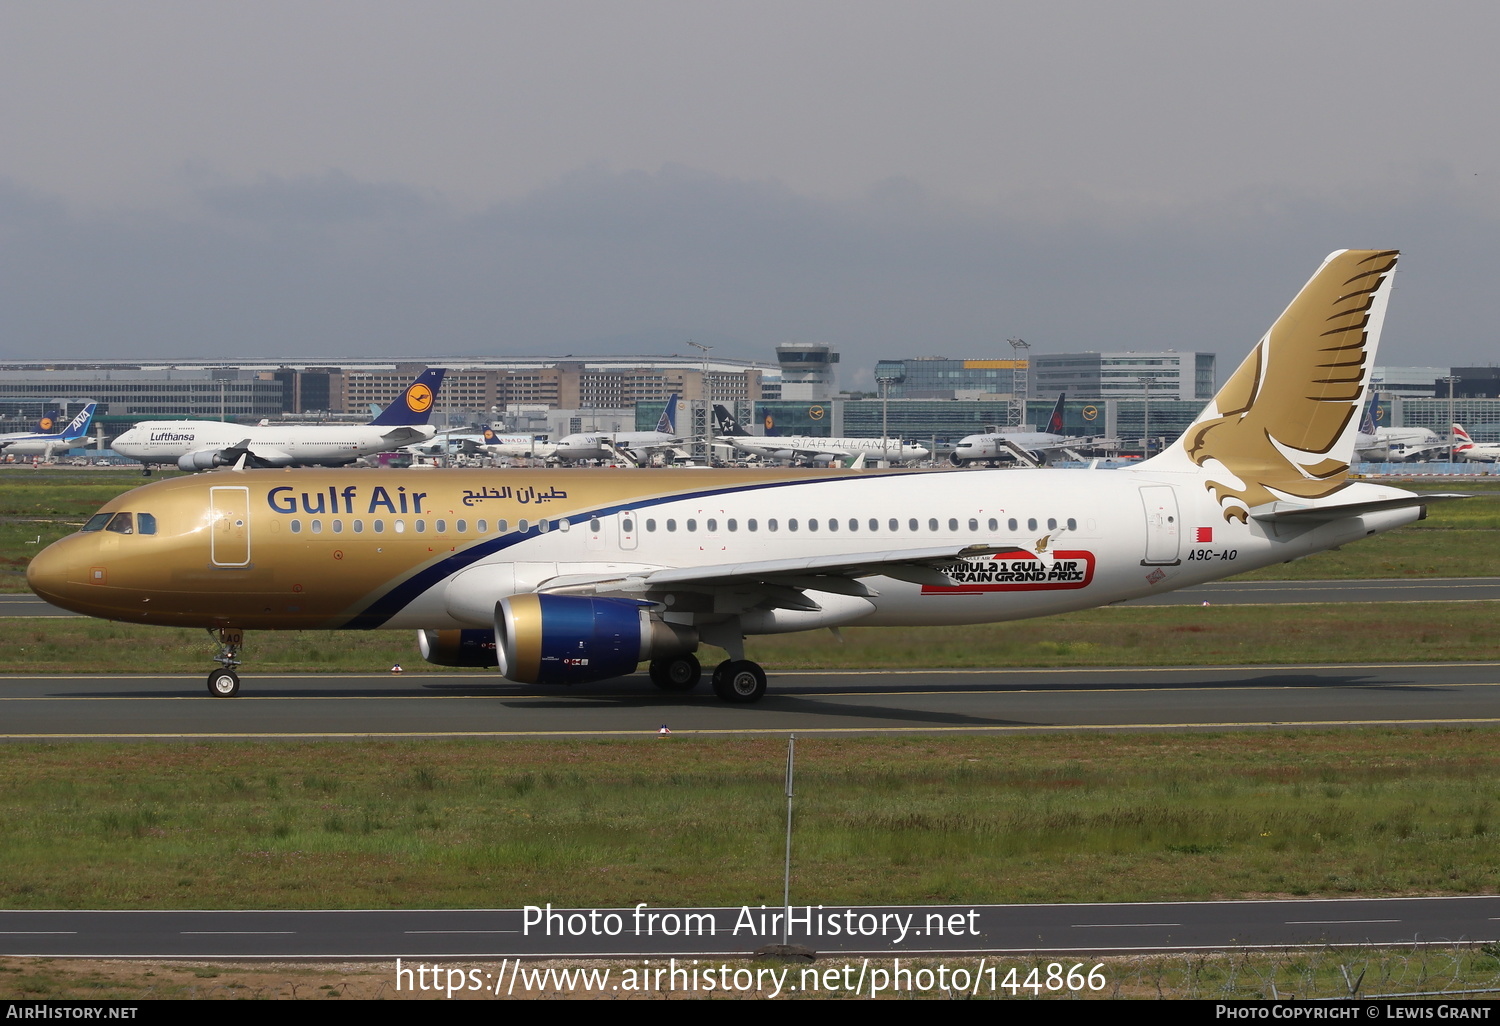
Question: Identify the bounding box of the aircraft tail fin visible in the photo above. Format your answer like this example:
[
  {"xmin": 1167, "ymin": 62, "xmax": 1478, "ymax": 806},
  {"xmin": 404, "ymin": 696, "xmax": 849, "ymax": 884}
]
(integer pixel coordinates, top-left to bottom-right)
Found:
[
  {"xmin": 1045, "ymin": 393, "xmax": 1066, "ymax": 435},
  {"xmin": 1142, "ymin": 249, "xmax": 1399, "ymax": 523},
  {"xmin": 1453, "ymin": 423, "xmax": 1474, "ymax": 453},
  {"xmin": 1359, "ymin": 390, "xmax": 1380, "ymax": 436},
  {"xmin": 711, "ymin": 404, "xmax": 752, "ymax": 437},
  {"xmin": 58, "ymin": 403, "xmax": 97, "ymax": 439},
  {"xmin": 654, "ymin": 394, "xmax": 680, "ymax": 435},
  {"xmin": 369, "ymin": 369, "xmax": 445, "ymax": 427}
]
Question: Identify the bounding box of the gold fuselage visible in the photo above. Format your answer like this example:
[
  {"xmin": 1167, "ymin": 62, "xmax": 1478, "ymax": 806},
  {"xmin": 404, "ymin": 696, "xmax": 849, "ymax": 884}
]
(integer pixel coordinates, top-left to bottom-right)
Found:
[{"xmin": 25, "ymin": 466, "xmax": 878, "ymax": 630}]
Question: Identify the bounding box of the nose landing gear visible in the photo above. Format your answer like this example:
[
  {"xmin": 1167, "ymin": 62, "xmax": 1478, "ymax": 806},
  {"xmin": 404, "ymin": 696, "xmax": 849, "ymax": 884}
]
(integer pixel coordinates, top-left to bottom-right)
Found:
[{"xmin": 207, "ymin": 627, "xmax": 243, "ymax": 697}]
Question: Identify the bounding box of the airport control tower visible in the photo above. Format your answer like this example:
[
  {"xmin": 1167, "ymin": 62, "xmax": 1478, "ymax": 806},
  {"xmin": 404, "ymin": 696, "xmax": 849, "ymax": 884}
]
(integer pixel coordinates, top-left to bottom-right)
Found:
[{"xmin": 775, "ymin": 343, "xmax": 839, "ymax": 401}]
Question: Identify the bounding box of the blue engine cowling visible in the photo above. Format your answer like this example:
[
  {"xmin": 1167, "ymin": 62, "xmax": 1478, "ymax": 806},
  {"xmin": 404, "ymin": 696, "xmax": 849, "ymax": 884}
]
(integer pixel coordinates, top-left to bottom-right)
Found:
[
  {"xmin": 494, "ymin": 594, "xmax": 695, "ymax": 685},
  {"xmin": 417, "ymin": 629, "xmax": 499, "ymax": 668}
]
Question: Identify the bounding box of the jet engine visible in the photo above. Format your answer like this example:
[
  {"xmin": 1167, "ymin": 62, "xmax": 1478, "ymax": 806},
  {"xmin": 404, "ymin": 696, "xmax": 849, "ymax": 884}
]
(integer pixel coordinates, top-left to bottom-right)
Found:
[
  {"xmin": 494, "ymin": 594, "xmax": 697, "ymax": 684},
  {"xmin": 177, "ymin": 449, "xmax": 233, "ymax": 472},
  {"xmin": 417, "ymin": 629, "xmax": 499, "ymax": 667}
]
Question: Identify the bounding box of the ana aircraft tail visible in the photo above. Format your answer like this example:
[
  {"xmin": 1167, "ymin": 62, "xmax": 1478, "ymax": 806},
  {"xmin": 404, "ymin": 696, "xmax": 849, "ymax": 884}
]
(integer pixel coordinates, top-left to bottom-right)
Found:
[
  {"xmin": 368, "ymin": 369, "xmax": 446, "ymax": 427},
  {"xmin": 1144, "ymin": 249, "xmax": 1399, "ymax": 523}
]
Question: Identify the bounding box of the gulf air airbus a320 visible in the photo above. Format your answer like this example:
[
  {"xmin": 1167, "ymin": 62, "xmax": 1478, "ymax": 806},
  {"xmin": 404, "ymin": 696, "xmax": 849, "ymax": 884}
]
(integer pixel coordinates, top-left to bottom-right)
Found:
[{"xmin": 28, "ymin": 250, "xmax": 1452, "ymax": 703}]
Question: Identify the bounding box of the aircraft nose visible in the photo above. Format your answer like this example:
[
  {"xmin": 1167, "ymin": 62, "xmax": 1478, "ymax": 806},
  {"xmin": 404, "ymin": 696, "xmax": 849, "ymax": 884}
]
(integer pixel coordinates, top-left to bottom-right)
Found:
[{"xmin": 25, "ymin": 539, "xmax": 71, "ymax": 604}]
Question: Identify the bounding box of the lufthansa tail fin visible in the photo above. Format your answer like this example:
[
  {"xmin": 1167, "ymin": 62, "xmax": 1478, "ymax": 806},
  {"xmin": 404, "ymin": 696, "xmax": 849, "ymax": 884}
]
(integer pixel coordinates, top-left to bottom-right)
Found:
[
  {"xmin": 369, "ymin": 369, "xmax": 445, "ymax": 427},
  {"xmin": 1142, "ymin": 249, "xmax": 1399, "ymax": 523}
]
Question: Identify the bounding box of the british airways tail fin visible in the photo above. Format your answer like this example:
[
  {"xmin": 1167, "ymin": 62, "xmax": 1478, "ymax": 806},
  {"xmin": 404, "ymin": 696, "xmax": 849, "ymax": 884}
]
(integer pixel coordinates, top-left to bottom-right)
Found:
[
  {"xmin": 369, "ymin": 369, "xmax": 445, "ymax": 427},
  {"xmin": 1141, "ymin": 249, "xmax": 1399, "ymax": 523}
]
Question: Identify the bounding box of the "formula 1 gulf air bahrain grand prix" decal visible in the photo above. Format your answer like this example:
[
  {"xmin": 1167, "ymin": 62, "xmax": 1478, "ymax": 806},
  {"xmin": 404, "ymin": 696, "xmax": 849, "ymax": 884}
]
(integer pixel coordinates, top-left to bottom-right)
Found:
[{"xmin": 921, "ymin": 548, "xmax": 1096, "ymax": 595}]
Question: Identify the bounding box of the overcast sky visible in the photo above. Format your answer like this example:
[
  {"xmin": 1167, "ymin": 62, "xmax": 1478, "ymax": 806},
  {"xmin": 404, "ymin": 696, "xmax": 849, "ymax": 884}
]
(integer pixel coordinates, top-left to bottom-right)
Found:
[{"xmin": 1, "ymin": 1, "xmax": 1496, "ymax": 386}]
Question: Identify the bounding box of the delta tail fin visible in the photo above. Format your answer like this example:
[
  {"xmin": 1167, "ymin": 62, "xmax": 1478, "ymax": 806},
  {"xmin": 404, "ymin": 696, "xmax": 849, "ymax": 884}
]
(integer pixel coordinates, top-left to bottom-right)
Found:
[
  {"xmin": 1143, "ymin": 249, "xmax": 1399, "ymax": 523},
  {"xmin": 368, "ymin": 368, "xmax": 446, "ymax": 427}
]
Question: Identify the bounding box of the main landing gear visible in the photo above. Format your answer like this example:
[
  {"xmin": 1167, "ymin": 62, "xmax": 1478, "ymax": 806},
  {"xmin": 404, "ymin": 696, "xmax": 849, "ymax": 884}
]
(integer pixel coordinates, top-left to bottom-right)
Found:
[
  {"xmin": 711, "ymin": 660, "xmax": 767, "ymax": 703},
  {"xmin": 206, "ymin": 627, "xmax": 243, "ymax": 697},
  {"xmin": 646, "ymin": 652, "xmax": 770, "ymax": 702},
  {"xmin": 649, "ymin": 653, "xmax": 702, "ymax": 692}
]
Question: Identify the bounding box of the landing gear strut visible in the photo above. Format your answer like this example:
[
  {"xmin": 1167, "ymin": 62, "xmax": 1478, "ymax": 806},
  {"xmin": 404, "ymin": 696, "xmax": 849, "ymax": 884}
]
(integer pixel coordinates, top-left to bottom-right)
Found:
[{"xmin": 207, "ymin": 627, "xmax": 243, "ymax": 697}]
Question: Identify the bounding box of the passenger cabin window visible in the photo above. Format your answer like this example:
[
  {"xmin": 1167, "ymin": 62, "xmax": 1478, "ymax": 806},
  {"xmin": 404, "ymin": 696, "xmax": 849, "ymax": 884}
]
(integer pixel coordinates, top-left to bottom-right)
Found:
[
  {"xmin": 1067, "ymin": 518, "xmax": 1077, "ymax": 531},
  {"xmin": 1008, "ymin": 518, "xmax": 1018, "ymax": 531},
  {"xmin": 312, "ymin": 521, "xmax": 324, "ymax": 535},
  {"xmin": 590, "ymin": 518, "xmax": 602, "ymax": 532}
]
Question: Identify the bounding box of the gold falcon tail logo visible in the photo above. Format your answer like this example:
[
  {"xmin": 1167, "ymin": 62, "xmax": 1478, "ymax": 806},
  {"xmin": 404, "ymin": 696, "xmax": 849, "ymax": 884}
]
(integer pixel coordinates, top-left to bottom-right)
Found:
[{"xmin": 1179, "ymin": 249, "xmax": 1399, "ymax": 523}]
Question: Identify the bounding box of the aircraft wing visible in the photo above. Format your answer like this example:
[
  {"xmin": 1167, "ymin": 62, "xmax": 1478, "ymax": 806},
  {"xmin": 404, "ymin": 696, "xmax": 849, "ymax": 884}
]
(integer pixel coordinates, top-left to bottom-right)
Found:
[
  {"xmin": 766, "ymin": 443, "xmax": 853, "ymax": 460},
  {"xmin": 539, "ymin": 543, "xmax": 1005, "ymax": 603},
  {"xmin": 381, "ymin": 426, "xmax": 437, "ymax": 447}
]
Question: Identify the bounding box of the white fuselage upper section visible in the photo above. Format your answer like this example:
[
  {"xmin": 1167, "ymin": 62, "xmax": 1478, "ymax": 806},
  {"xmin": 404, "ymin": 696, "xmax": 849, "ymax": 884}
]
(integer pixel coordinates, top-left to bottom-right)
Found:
[
  {"xmin": 721, "ymin": 435, "xmax": 930, "ymax": 462},
  {"xmin": 378, "ymin": 469, "xmax": 1420, "ymax": 631},
  {"xmin": 113, "ymin": 420, "xmax": 434, "ymax": 466}
]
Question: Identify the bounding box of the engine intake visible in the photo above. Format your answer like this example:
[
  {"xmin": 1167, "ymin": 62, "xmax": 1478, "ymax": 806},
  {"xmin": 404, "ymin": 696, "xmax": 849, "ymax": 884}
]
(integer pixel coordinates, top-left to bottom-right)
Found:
[{"xmin": 494, "ymin": 594, "xmax": 696, "ymax": 684}]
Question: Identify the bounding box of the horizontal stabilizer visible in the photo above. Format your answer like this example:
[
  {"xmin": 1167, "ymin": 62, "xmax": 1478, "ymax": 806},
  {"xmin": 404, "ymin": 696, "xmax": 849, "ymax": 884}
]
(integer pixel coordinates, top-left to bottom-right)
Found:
[{"xmin": 1249, "ymin": 493, "xmax": 1469, "ymax": 523}]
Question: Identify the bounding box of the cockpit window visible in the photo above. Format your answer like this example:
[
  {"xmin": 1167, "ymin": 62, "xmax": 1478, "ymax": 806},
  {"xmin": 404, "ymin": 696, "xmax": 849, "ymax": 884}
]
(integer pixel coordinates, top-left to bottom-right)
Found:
[
  {"xmin": 105, "ymin": 513, "xmax": 134, "ymax": 534},
  {"xmin": 81, "ymin": 513, "xmax": 113, "ymax": 533},
  {"xmin": 137, "ymin": 513, "xmax": 157, "ymax": 535}
]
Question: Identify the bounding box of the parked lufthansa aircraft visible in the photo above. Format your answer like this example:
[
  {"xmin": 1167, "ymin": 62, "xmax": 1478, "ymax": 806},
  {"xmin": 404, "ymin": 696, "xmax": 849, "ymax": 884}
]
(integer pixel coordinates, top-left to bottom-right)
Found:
[
  {"xmin": 29, "ymin": 251, "xmax": 1451, "ymax": 704},
  {"xmin": 112, "ymin": 369, "xmax": 446, "ymax": 473}
]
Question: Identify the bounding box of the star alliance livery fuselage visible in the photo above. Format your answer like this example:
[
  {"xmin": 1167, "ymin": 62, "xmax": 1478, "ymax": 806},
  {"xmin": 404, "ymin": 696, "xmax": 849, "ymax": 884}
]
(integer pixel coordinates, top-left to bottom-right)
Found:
[{"xmin": 29, "ymin": 251, "xmax": 1450, "ymax": 703}]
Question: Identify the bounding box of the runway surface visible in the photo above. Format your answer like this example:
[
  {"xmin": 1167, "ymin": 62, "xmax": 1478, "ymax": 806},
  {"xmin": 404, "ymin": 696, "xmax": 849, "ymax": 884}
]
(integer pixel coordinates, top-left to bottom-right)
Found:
[
  {"xmin": 3, "ymin": 896, "xmax": 1498, "ymax": 958},
  {"xmin": 3, "ymin": 662, "xmax": 1499, "ymax": 739},
  {"xmin": 4, "ymin": 577, "xmax": 1499, "ymax": 620}
]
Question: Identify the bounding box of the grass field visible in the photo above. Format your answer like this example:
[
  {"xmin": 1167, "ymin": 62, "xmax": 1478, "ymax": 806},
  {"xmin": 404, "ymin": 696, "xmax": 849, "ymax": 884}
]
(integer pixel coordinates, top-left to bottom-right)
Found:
[
  {"xmin": 3, "ymin": 730, "xmax": 1500, "ymax": 911},
  {"xmin": 1, "ymin": 600, "xmax": 1496, "ymax": 674}
]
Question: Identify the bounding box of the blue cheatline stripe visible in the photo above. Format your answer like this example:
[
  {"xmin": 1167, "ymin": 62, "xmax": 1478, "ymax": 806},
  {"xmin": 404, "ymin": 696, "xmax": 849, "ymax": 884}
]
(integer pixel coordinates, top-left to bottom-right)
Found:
[{"xmin": 338, "ymin": 469, "xmax": 932, "ymax": 628}]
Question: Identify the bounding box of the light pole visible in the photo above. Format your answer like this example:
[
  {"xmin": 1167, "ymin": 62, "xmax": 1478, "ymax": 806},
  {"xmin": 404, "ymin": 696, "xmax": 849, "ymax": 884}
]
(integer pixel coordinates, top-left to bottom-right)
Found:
[
  {"xmin": 1138, "ymin": 375, "xmax": 1158, "ymax": 458},
  {"xmin": 874, "ymin": 367, "xmax": 900, "ymax": 466},
  {"xmin": 1443, "ymin": 375, "xmax": 1460, "ymax": 462}
]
